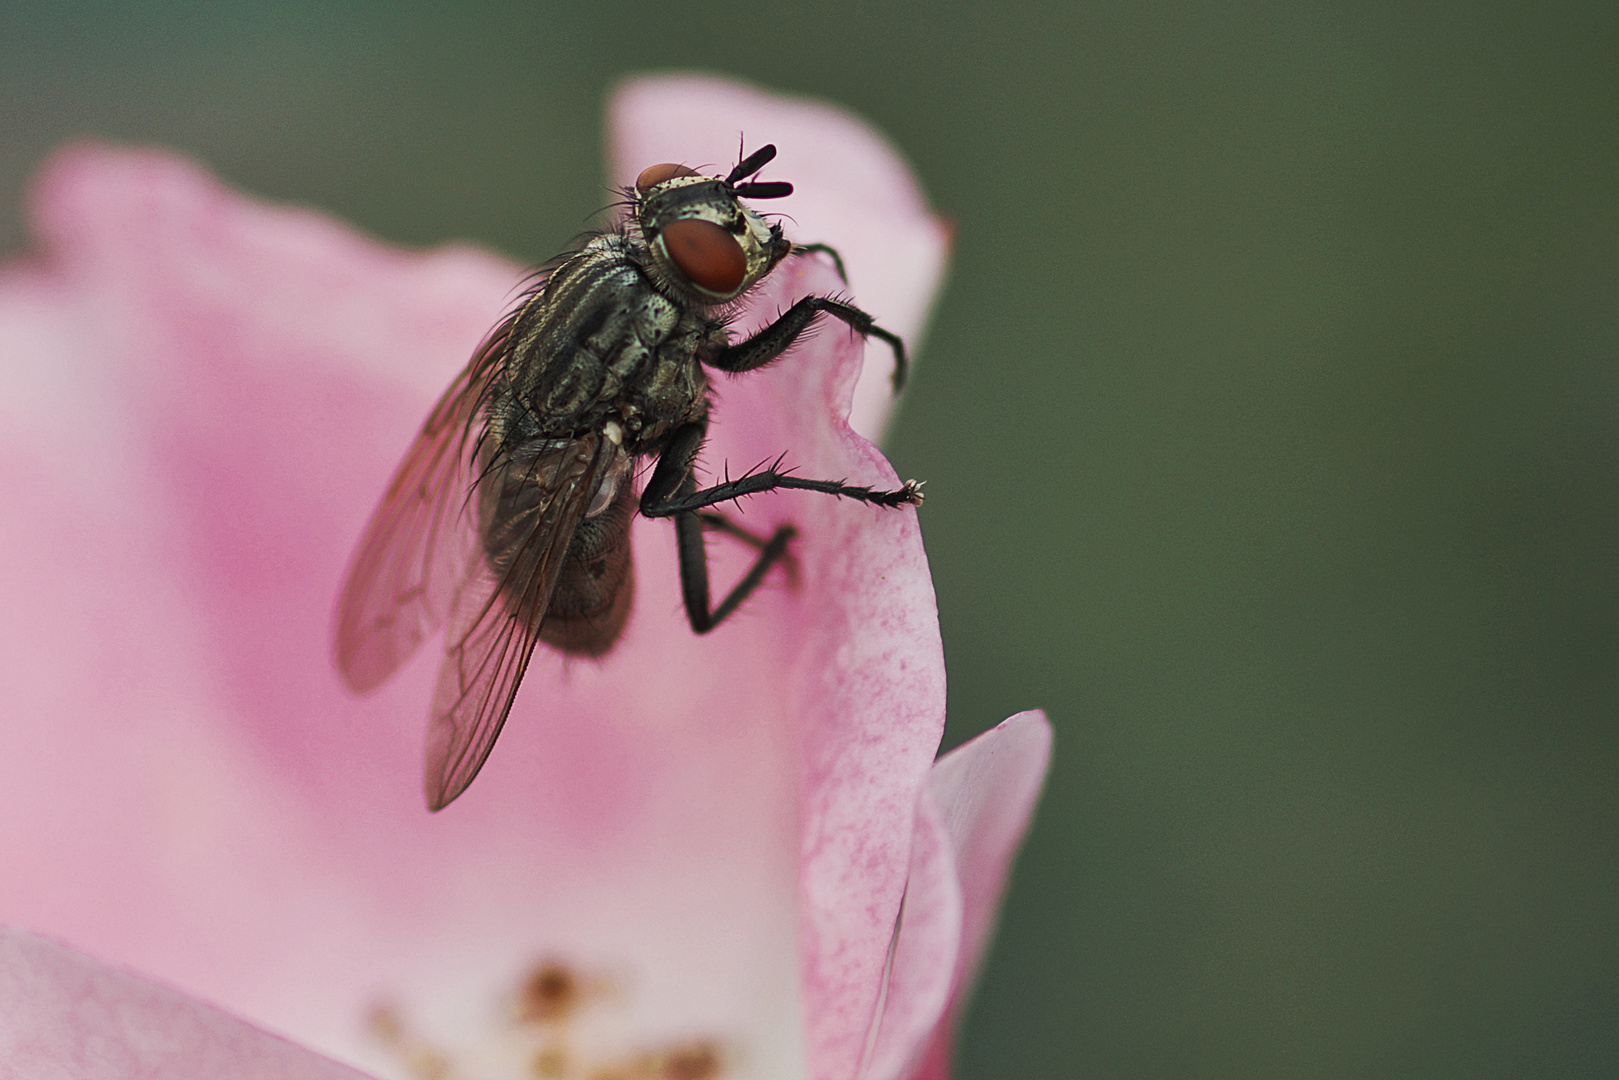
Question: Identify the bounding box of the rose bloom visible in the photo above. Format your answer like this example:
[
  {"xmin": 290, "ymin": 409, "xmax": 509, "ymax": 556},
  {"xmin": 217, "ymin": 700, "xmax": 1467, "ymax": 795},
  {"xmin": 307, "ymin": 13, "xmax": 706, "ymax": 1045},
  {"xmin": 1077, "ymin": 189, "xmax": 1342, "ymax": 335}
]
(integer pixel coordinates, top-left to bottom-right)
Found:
[{"xmin": 0, "ymin": 75, "xmax": 1049, "ymax": 1080}]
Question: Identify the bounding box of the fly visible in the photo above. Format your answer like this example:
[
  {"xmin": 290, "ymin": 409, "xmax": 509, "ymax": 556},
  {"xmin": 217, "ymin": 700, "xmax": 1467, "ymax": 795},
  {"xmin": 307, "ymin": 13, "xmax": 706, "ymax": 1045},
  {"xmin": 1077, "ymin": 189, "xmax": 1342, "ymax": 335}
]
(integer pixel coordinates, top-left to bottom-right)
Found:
[{"xmin": 334, "ymin": 144, "xmax": 921, "ymax": 810}]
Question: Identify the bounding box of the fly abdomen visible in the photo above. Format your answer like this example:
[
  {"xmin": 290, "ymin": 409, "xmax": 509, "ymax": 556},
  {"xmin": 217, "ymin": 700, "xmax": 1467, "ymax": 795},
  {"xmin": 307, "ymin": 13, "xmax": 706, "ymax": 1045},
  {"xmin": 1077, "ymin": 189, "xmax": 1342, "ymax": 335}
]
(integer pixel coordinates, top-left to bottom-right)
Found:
[
  {"xmin": 477, "ymin": 439, "xmax": 580, "ymax": 578},
  {"xmin": 538, "ymin": 461, "xmax": 637, "ymax": 656}
]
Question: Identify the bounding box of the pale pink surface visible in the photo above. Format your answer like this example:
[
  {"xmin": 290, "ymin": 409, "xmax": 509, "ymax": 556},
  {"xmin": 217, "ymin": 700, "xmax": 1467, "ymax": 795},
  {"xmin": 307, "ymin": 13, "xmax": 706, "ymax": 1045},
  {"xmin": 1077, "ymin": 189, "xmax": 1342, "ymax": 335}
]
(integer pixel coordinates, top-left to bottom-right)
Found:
[
  {"xmin": 0, "ymin": 929, "xmax": 373, "ymax": 1080},
  {"xmin": 0, "ymin": 76, "xmax": 1022, "ymax": 1080}
]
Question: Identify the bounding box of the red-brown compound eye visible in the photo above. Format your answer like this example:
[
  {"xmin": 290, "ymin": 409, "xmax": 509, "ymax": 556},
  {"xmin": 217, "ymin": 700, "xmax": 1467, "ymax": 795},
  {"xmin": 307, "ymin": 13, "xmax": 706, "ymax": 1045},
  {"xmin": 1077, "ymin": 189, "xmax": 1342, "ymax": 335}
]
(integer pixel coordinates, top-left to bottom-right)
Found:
[
  {"xmin": 635, "ymin": 162, "xmax": 698, "ymax": 190},
  {"xmin": 660, "ymin": 219, "xmax": 747, "ymax": 295}
]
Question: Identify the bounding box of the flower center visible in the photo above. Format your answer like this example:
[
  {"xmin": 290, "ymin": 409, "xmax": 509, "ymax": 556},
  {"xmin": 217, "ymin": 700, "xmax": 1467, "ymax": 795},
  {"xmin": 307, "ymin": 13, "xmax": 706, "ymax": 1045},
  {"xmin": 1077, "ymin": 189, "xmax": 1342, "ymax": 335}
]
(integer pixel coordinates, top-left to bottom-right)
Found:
[{"xmin": 368, "ymin": 960, "xmax": 725, "ymax": 1080}]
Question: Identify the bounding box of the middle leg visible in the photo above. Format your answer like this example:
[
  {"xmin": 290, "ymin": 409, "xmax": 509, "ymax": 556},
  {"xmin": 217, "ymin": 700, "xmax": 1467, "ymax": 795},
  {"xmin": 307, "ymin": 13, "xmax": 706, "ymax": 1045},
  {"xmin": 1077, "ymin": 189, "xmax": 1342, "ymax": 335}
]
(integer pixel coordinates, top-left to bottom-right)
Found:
[{"xmin": 640, "ymin": 419, "xmax": 924, "ymax": 520}]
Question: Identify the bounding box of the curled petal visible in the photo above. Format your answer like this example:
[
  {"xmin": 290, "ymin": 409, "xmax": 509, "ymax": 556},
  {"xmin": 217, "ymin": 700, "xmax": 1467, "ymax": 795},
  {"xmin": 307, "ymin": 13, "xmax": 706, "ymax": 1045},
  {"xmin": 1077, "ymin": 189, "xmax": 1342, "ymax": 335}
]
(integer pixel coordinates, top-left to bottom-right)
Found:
[
  {"xmin": 870, "ymin": 712, "xmax": 1053, "ymax": 1080},
  {"xmin": 859, "ymin": 792, "xmax": 960, "ymax": 1080},
  {"xmin": 0, "ymin": 928, "xmax": 373, "ymax": 1080}
]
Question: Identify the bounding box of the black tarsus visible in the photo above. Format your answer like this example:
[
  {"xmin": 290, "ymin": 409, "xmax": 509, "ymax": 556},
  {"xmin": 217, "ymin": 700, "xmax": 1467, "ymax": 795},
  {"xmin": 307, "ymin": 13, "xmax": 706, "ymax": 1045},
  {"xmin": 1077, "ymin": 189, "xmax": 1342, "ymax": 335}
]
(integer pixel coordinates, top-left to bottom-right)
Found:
[
  {"xmin": 792, "ymin": 243, "xmax": 849, "ymax": 284},
  {"xmin": 704, "ymin": 295, "xmax": 909, "ymax": 391},
  {"xmin": 647, "ymin": 467, "xmax": 924, "ymax": 517}
]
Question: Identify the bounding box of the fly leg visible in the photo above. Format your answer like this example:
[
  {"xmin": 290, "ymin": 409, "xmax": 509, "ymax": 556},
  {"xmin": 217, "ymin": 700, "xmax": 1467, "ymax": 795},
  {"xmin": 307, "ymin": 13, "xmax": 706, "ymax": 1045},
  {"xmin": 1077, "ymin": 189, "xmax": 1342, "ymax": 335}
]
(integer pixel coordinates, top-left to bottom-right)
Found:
[
  {"xmin": 650, "ymin": 468, "xmax": 924, "ymax": 514},
  {"xmin": 674, "ymin": 484, "xmax": 798, "ymax": 633},
  {"xmin": 703, "ymin": 295, "xmax": 909, "ymax": 391},
  {"xmin": 643, "ymin": 420, "xmax": 795, "ymax": 634},
  {"xmin": 790, "ymin": 243, "xmax": 848, "ymax": 283},
  {"xmin": 642, "ymin": 419, "xmax": 919, "ymax": 634},
  {"xmin": 696, "ymin": 511, "xmax": 801, "ymax": 588},
  {"xmin": 641, "ymin": 419, "xmax": 922, "ymax": 519}
]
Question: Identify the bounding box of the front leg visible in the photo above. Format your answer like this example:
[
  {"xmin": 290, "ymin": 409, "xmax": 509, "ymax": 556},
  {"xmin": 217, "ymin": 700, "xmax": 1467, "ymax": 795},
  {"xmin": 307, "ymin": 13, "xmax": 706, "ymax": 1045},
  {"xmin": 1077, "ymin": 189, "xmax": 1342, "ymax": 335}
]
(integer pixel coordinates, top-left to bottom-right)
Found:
[
  {"xmin": 790, "ymin": 243, "xmax": 848, "ymax": 283},
  {"xmin": 702, "ymin": 296, "xmax": 909, "ymax": 391}
]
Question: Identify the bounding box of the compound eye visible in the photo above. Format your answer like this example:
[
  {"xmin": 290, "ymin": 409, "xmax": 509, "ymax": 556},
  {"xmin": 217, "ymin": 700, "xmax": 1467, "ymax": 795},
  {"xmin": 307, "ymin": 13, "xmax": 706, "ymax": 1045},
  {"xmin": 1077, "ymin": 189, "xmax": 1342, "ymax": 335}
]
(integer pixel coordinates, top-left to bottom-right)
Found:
[
  {"xmin": 635, "ymin": 163, "xmax": 698, "ymax": 190},
  {"xmin": 661, "ymin": 219, "xmax": 747, "ymax": 295}
]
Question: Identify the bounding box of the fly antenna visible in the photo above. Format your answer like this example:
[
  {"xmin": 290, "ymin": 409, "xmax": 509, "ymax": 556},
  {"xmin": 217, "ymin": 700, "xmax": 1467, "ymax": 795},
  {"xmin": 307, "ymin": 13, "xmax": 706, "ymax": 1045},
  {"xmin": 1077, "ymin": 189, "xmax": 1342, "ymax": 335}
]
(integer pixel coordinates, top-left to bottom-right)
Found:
[
  {"xmin": 727, "ymin": 143, "xmax": 793, "ymax": 199},
  {"xmin": 726, "ymin": 143, "xmax": 776, "ymax": 184}
]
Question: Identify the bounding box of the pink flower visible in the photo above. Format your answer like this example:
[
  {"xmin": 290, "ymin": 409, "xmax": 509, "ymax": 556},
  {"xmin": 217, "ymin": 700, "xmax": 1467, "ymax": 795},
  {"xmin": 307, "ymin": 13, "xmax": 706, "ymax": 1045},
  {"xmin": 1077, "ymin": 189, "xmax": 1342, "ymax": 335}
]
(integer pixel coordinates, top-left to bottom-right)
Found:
[{"xmin": 0, "ymin": 74, "xmax": 1048, "ymax": 1080}]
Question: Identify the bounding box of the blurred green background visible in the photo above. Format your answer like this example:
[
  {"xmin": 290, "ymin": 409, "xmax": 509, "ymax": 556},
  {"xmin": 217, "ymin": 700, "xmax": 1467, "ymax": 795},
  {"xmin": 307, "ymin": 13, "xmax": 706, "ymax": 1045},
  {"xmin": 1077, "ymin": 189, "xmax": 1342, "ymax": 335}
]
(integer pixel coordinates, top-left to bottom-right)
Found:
[{"xmin": 4, "ymin": 1, "xmax": 1616, "ymax": 1076}]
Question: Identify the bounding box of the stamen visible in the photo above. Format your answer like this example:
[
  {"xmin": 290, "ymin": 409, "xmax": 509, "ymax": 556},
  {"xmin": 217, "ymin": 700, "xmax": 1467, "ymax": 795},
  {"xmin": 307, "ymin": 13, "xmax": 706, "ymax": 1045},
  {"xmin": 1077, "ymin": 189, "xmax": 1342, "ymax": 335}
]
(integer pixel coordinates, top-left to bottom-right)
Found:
[
  {"xmin": 659, "ymin": 1042, "xmax": 723, "ymax": 1080},
  {"xmin": 518, "ymin": 962, "xmax": 581, "ymax": 1025},
  {"xmin": 367, "ymin": 961, "xmax": 729, "ymax": 1080}
]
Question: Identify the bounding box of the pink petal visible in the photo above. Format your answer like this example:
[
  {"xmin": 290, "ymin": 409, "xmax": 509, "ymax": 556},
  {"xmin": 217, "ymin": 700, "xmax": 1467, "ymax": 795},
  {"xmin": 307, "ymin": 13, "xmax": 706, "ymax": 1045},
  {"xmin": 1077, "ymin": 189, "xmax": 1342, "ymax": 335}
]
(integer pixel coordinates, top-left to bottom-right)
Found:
[
  {"xmin": 0, "ymin": 928, "xmax": 372, "ymax": 1080},
  {"xmin": 610, "ymin": 73, "xmax": 951, "ymax": 440},
  {"xmin": 0, "ymin": 73, "xmax": 952, "ymax": 1080},
  {"xmin": 0, "ymin": 142, "xmax": 807, "ymax": 1077},
  {"xmin": 611, "ymin": 79, "xmax": 951, "ymax": 1080},
  {"xmin": 869, "ymin": 712, "xmax": 1053, "ymax": 1080},
  {"xmin": 857, "ymin": 790, "xmax": 961, "ymax": 1080}
]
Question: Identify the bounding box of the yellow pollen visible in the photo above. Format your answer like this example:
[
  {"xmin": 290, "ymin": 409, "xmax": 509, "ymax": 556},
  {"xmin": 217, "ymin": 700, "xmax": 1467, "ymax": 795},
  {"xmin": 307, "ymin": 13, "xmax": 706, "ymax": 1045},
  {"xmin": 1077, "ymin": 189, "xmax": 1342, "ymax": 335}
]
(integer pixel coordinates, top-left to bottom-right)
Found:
[
  {"xmin": 367, "ymin": 961, "xmax": 728, "ymax": 1080},
  {"xmin": 519, "ymin": 962, "xmax": 581, "ymax": 1025}
]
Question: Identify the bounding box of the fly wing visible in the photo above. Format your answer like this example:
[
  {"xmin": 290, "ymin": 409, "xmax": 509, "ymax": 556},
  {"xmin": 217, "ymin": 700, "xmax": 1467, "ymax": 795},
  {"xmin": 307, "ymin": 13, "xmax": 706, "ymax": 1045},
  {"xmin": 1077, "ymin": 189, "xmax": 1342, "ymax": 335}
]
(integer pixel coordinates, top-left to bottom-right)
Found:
[
  {"xmin": 423, "ymin": 431, "xmax": 620, "ymax": 810},
  {"xmin": 334, "ymin": 316, "xmax": 515, "ymax": 693}
]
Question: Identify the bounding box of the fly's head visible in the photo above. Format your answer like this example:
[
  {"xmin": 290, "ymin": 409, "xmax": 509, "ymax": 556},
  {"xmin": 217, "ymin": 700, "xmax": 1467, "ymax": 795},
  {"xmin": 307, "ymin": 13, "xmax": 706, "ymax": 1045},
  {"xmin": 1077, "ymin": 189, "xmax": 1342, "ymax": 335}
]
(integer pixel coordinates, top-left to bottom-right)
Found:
[{"xmin": 632, "ymin": 144, "xmax": 794, "ymax": 307}]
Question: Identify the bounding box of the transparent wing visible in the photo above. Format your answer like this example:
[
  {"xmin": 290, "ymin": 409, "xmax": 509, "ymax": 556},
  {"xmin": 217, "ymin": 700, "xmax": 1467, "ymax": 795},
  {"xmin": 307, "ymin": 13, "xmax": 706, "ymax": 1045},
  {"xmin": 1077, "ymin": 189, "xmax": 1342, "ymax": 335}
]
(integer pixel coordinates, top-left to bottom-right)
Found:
[
  {"xmin": 424, "ymin": 431, "xmax": 620, "ymax": 810},
  {"xmin": 334, "ymin": 316, "xmax": 516, "ymax": 693}
]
